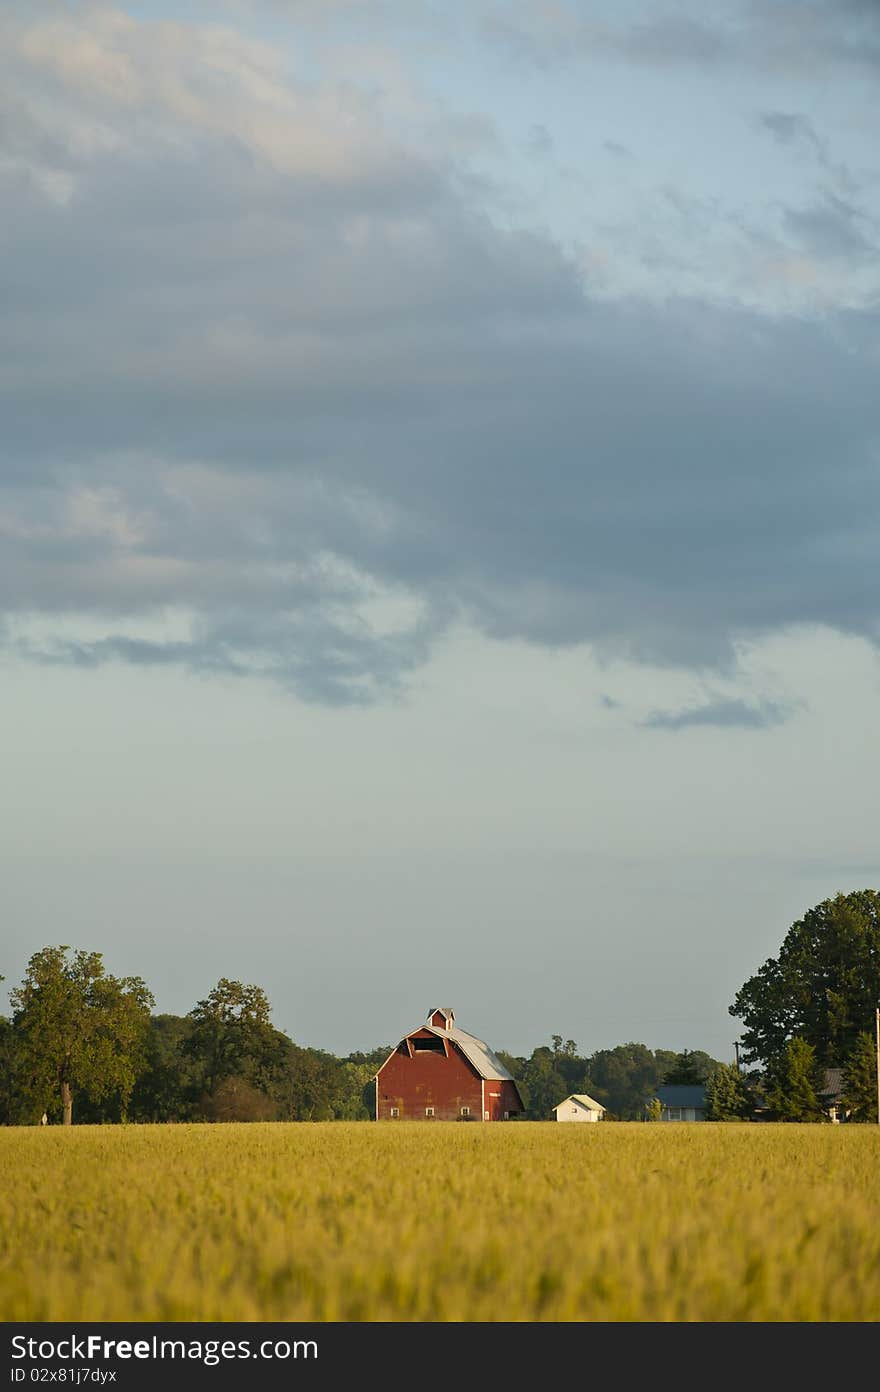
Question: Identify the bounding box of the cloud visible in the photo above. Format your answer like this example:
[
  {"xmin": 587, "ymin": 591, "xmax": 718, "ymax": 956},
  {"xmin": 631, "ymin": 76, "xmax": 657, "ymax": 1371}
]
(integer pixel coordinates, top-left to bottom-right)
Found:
[
  {"xmin": 2, "ymin": 5, "xmax": 880, "ymax": 703},
  {"xmin": 484, "ymin": 0, "xmax": 880, "ymax": 75},
  {"xmin": 758, "ymin": 111, "xmax": 823, "ymax": 152},
  {"xmin": 643, "ymin": 699, "xmax": 793, "ymax": 731},
  {"xmin": 783, "ymin": 194, "xmax": 877, "ymax": 260}
]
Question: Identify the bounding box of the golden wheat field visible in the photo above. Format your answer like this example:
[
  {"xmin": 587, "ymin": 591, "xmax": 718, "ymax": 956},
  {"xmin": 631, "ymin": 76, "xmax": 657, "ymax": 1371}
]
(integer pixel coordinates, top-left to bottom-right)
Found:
[{"xmin": 2, "ymin": 1121, "xmax": 879, "ymax": 1322}]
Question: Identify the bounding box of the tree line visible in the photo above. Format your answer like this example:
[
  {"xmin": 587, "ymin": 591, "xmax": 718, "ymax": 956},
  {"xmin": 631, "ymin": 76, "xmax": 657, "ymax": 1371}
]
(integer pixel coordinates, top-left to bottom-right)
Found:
[
  {"xmin": 0, "ymin": 946, "xmax": 724, "ymax": 1125},
  {"xmin": 0, "ymin": 950, "xmax": 385, "ymax": 1126},
  {"xmin": 3, "ymin": 889, "xmax": 878, "ymax": 1124}
]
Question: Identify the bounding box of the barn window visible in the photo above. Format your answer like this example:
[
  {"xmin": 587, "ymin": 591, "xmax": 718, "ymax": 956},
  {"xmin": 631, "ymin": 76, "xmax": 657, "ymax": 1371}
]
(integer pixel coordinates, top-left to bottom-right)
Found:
[
  {"xmin": 484, "ymin": 1110, "xmax": 490, "ymax": 1120},
  {"xmin": 460, "ymin": 1106, "xmax": 470, "ymax": 1117},
  {"xmin": 412, "ymin": 1036, "xmax": 446, "ymax": 1053},
  {"xmin": 390, "ymin": 1107, "xmax": 399, "ymax": 1118},
  {"xmin": 425, "ymin": 1107, "xmax": 434, "ymax": 1116}
]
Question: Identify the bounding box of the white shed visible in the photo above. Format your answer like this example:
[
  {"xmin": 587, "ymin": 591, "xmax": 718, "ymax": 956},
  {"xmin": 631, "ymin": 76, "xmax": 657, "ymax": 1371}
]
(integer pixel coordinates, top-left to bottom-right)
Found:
[{"xmin": 552, "ymin": 1093, "xmax": 605, "ymax": 1122}]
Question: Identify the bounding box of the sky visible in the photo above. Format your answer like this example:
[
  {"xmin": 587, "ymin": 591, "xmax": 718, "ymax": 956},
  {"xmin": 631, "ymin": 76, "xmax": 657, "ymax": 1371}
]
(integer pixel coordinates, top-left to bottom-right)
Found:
[{"xmin": 2, "ymin": 0, "xmax": 879, "ymax": 1062}]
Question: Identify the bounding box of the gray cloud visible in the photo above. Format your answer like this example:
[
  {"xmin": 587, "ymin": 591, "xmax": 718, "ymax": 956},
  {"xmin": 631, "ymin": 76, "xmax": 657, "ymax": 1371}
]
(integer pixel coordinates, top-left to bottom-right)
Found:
[
  {"xmin": 621, "ymin": 15, "xmax": 730, "ymax": 65},
  {"xmin": 2, "ymin": 6, "xmax": 880, "ymax": 703},
  {"xmin": 485, "ymin": 1, "xmax": 880, "ymax": 74},
  {"xmin": 643, "ymin": 699, "xmax": 793, "ymax": 731},
  {"xmin": 757, "ymin": 111, "xmax": 863, "ymax": 205},
  {"xmin": 783, "ymin": 194, "xmax": 877, "ymax": 260},
  {"xmin": 758, "ymin": 111, "xmax": 823, "ymax": 152}
]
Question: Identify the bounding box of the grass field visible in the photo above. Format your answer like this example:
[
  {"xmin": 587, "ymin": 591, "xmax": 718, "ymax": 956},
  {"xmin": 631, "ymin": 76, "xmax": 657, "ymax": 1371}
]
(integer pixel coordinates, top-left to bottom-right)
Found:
[{"xmin": 2, "ymin": 1121, "xmax": 879, "ymax": 1321}]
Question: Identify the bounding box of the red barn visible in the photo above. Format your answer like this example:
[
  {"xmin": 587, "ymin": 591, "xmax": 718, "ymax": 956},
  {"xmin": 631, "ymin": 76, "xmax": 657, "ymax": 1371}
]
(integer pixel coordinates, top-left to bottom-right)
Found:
[{"xmin": 374, "ymin": 1007, "xmax": 524, "ymax": 1121}]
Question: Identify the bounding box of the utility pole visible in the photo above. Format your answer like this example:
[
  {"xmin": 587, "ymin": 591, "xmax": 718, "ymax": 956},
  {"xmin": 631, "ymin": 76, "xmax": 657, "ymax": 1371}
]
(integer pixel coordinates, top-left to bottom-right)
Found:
[{"xmin": 733, "ymin": 1041, "xmax": 741, "ymax": 1071}]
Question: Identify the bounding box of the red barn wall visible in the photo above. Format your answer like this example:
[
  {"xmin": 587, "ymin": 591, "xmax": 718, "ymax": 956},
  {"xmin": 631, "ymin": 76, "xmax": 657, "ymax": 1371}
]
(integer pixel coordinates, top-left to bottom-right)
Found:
[
  {"xmin": 482, "ymin": 1078, "xmax": 522, "ymax": 1120},
  {"xmin": 377, "ymin": 1033, "xmax": 482, "ymax": 1121},
  {"xmin": 500, "ymin": 1079, "xmax": 522, "ymax": 1118}
]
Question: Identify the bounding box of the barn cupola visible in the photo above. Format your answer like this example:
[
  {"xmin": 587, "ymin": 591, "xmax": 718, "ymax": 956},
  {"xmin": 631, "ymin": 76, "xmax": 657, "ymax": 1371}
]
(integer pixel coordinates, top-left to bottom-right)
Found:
[{"xmin": 428, "ymin": 1007, "xmax": 455, "ymax": 1030}]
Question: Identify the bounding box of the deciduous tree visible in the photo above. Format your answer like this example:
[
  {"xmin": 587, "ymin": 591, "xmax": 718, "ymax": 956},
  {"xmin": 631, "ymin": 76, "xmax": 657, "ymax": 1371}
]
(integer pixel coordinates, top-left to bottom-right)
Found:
[
  {"xmin": 184, "ymin": 978, "xmax": 279, "ymax": 1096},
  {"xmin": 730, "ymin": 890, "xmax": 880, "ymax": 1067},
  {"xmin": 10, "ymin": 947, "xmax": 153, "ymax": 1125},
  {"xmin": 521, "ymin": 1048, "xmax": 567, "ymax": 1119}
]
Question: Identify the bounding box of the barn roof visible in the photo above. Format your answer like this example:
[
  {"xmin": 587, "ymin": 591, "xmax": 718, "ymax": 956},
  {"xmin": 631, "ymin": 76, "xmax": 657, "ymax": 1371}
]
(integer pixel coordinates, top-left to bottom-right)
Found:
[
  {"xmin": 423, "ymin": 1023, "xmax": 515, "ymax": 1082},
  {"xmin": 373, "ymin": 1011, "xmax": 521, "ymax": 1099},
  {"xmin": 554, "ymin": 1093, "xmax": 605, "ymax": 1112}
]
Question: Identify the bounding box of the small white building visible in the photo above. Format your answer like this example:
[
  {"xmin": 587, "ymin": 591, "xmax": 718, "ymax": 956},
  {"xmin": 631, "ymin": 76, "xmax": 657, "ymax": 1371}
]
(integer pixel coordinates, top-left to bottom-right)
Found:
[{"xmin": 552, "ymin": 1093, "xmax": 605, "ymax": 1122}]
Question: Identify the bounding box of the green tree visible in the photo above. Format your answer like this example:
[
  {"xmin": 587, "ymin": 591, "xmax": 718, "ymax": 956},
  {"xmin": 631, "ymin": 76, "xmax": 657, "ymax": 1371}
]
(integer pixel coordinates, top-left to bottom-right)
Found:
[
  {"xmin": 341, "ymin": 1047, "xmax": 393, "ymax": 1121},
  {"xmin": 764, "ymin": 1036, "xmax": 826, "ymax": 1122},
  {"xmin": 662, "ymin": 1049, "xmax": 713, "ymax": 1086},
  {"xmin": 521, "ymin": 1048, "xmax": 567, "ymax": 1119},
  {"xmin": 269, "ymin": 1040, "xmax": 340, "ymax": 1121},
  {"xmin": 705, "ymin": 1063, "xmax": 752, "ymax": 1121},
  {"xmin": 327, "ymin": 1060, "xmax": 376, "ymax": 1120},
  {"xmin": 645, "ymin": 1097, "xmax": 662, "ymax": 1122},
  {"xmin": 184, "ymin": 979, "xmax": 279, "ymax": 1098},
  {"xmin": 730, "ymin": 890, "xmax": 880, "ymax": 1067},
  {"xmin": 841, "ymin": 1031, "xmax": 879, "ymax": 1123},
  {"xmin": 579, "ymin": 1043, "xmax": 659, "ymax": 1118},
  {"xmin": 582, "ymin": 1043, "xmax": 720, "ymax": 1120},
  {"xmin": 0, "ymin": 1013, "xmax": 24, "ymax": 1125},
  {"xmin": 10, "ymin": 946, "xmax": 153, "ymax": 1125},
  {"xmin": 129, "ymin": 1015, "xmax": 200, "ymax": 1122}
]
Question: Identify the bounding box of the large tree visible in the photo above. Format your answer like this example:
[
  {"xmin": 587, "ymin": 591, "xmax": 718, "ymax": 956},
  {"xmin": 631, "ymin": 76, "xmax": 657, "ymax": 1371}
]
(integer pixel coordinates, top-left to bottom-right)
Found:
[
  {"xmin": 184, "ymin": 978, "xmax": 282, "ymax": 1102},
  {"xmin": 730, "ymin": 890, "xmax": 880, "ymax": 1068},
  {"xmin": 10, "ymin": 947, "xmax": 153, "ymax": 1125}
]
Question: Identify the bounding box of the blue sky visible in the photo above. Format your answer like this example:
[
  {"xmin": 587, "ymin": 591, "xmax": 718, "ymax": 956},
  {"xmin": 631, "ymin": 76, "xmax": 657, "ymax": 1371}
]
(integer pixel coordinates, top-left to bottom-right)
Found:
[{"xmin": 2, "ymin": 0, "xmax": 879, "ymax": 1059}]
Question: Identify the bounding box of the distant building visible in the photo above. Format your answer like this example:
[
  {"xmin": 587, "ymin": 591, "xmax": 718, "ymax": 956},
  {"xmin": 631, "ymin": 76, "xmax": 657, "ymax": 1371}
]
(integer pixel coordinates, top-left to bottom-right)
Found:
[
  {"xmin": 822, "ymin": 1069, "xmax": 848, "ymax": 1124},
  {"xmin": 552, "ymin": 1093, "xmax": 605, "ymax": 1123},
  {"xmin": 652, "ymin": 1084, "xmax": 707, "ymax": 1122},
  {"xmin": 374, "ymin": 1008, "xmax": 524, "ymax": 1121}
]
